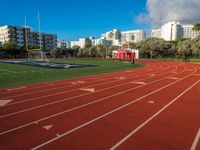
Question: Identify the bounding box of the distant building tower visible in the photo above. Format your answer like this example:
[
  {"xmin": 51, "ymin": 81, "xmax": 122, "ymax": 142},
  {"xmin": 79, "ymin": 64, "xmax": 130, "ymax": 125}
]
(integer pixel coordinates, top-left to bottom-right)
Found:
[
  {"xmin": 161, "ymin": 21, "xmax": 183, "ymax": 41},
  {"xmin": 182, "ymin": 25, "xmax": 199, "ymax": 39}
]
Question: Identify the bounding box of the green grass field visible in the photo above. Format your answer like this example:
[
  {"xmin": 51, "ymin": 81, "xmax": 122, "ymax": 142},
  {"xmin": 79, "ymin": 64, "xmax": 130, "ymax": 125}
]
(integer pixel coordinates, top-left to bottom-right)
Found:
[{"xmin": 0, "ymin": 59, "xmax": 144, "ymax": 88}]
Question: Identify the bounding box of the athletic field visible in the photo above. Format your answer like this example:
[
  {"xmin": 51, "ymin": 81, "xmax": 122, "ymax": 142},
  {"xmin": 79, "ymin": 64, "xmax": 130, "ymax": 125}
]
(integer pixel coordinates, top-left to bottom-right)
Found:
[{"xmin": 0, "ymin": 59, "xmax": 143, "ymax": 88}]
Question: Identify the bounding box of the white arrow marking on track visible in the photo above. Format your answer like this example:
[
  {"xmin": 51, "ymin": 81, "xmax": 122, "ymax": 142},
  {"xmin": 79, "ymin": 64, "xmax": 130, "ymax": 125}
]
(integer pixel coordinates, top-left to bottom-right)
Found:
[
  {"xmin": 79, "ymin": 88, "xmax": 95, "ymax": 93},
  {"xmin": 43, "ymin": 125, "xmax": 53, "ymax": 130},
  {"xmin": 0, "ymin": 100, "xmax": 13, "ymax": 107},
  {"xmin": 131, "ymin": 81, "xmax": 146, "ymax": 85}
]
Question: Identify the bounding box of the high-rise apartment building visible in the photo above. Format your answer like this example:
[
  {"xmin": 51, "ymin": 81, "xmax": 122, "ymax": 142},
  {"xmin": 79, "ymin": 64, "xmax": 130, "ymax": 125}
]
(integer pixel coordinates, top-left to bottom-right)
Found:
[
  {"xmin": 121, "ymin": 30, "xmax": 146, "ymax": 43},
  {"xmin": 101, "ymin": 29, "xmax": 146, "ymax": 46},
  {"xmin": 152, "ymin": 21, "xmax": 199, "ymax": 41},
  {"xmin": 182, "ymin": 25, "xmax": 199, "ymax": 39},
  {"xmin": 0, "ymin": 26, "xmax": 25, "ymax": 48},
  {"xmin": 0, "ymin": 25, "xmax": 57, "ymax": 51},
  {"xmin": 151, "ymin": 28, "xmax": 161, "ymax": 39},
  {"xmin": 161, "ymin": 21, "xmax": 183, "ymax": 41}
]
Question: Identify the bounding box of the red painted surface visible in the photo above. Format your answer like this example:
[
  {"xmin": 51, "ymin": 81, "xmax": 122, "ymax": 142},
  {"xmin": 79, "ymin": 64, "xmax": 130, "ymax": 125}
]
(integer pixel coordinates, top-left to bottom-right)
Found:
[{"xmin": 0, "ymin": 60, "xmax": 200, "ymax": 150}]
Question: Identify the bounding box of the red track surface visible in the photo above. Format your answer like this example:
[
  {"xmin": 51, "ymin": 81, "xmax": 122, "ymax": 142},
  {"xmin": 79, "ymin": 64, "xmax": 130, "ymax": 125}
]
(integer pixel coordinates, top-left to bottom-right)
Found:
[{"xmin": 0, "ymin": 60, "xmax": 200, "ymax": 150}]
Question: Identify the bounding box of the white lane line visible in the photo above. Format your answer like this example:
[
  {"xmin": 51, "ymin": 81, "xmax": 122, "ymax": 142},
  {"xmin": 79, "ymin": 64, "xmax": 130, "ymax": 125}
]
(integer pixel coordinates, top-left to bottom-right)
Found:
[
  {"xmin": 6, "ymin": 86, "xmax": 26, "ymax": 91},
  {"xmin": 191, "ymin": 128, "xmax": 200, "ymax": 150},
  {"xmin": 0, "ymin": 67, "xmax": 181, "ymax": 135},
  {"xmin": 0, "ymin": 67, "xmax": 180, "ymax": 119},
  {"xmin": 31, "ymin": 71, "xmax": 196, "ymax": 150},
  {"xmin": 168, "ymin": 77, "xmax": 180, "ymax": 80},
  {"xmin": 5, "ymin": 66, "xmax": 172, "ymax": 106},
  {"xmin": 0, "ymin": 69, "xmax": 17, "ymax": 73},
  {"xmin": 110, "ymin": 79, "xmax": 200, "ymax": 150}
]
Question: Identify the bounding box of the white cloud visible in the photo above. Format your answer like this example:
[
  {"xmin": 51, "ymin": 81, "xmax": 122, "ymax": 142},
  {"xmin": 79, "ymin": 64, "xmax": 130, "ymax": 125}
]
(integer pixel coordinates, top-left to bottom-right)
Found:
[{"xmin": 137, "ymin": 0, "xmax": 200, "ymax": 25}]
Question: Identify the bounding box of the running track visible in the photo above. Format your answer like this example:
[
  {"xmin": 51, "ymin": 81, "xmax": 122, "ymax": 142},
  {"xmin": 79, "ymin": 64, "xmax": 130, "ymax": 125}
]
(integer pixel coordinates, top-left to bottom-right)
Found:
[{"xmin": 0, "ymin": 60, "xmax": 200, "ymax": 150}]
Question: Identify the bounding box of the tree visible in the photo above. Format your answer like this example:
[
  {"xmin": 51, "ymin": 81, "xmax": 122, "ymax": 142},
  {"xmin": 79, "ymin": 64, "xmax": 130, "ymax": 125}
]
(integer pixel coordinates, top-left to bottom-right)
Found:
[
  {"xmin": 137, "ymin": 38, "xmax": 165, "ymax": 58},
  {"xmin": 85, "ymin": 38, "xmax": 92, "ymax": 48},
  {"xmin": 193, "ymin": 23, "xmax": 200, "ymax": 34},
  {"xmin": 72, "ymin": 45, "xmax": 81, "ymax": 51},
  {"xmin": 109, "ymin": 32, "xmax": 114, "ymax": 40},
  {"xmin": 3, "ymin": 41, "xmax": 17, "ymax": 50},
  {"xmin": 131, "ymin": 35, "xmax": 135, "ymax": 42},
  {"xmin": 177, "ymin": 39, "xmax": 192, "ymax": 61}
]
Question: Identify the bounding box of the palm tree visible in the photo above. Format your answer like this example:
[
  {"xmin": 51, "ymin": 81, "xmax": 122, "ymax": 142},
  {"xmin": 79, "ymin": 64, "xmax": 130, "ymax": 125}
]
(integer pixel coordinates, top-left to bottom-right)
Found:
[
  {"xmin": 193, "ymin": 23, "xmax": 200, "ymax": 35},
  {"xmin": 109, "ymin": 32, "xmax": 114, "ymax": 40}
]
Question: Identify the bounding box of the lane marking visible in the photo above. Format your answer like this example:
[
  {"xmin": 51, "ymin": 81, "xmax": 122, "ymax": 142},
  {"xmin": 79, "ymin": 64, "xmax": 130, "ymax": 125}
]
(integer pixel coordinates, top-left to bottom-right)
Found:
[
  {"xmin": 71, "ymin": 81, "xmax": 85, "ymax": 85},
  {"xmin": 0, "ymin": 69, "xmax": 17, "ymax": 73},
  {"xmin": 43, "ymin": 125, "xmax": 53, "ymax": 130},
  {"xmin": 0, "ymin": 100, "xmax": 13, "ymax": 107},
  {"xmin": 6, "ymin": 86, "xmax": 26, "ymax": 91},
  {"xmin": 168, "ymin": 77, "xmax": 180, "ymax": 80},
  {"xmin": 114, "ymin": 77, "xmax": 127, "ymax": 80},
  {"xmin": 110, "ymin": 79, "xmax": 200, "ymax": 150},
  {"xmin": 149, "ymin": 74, "xmax": 155, "ymax": 77},
  {"xmin": 191, "ymin": 128, "xmax": 200, "ymax": 150},
  {"xmin": 31, "ymin": 70, "xmax": 197, "ymax": 150},
  {"xmin": 131, "ymin": 81, "xmax": 146, "ymax": 85},
  {"xmin": 79, "ymin": 88, "xmax": 95, "ymax": 93},
  {"xmin": 147, "ymin": 101, "xmax": 154, "ymax": 104}
]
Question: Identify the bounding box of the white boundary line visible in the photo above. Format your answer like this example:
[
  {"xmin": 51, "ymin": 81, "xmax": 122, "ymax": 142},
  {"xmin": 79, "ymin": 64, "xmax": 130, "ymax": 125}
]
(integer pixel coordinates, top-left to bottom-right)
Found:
[
  {"xmin": 31, "ymin": 67, "xmax": 198, "ymax": 150},
  {"xmin": 0, "ymin": 69, "xmax": 17, "ymax": 73},
  {"xmin": 110, "ymin": 80, "xmax": 200, "ymax": 150},
  {"xmin": 191, "ymin": 128, "xmax": 200, "ymax": 150}
]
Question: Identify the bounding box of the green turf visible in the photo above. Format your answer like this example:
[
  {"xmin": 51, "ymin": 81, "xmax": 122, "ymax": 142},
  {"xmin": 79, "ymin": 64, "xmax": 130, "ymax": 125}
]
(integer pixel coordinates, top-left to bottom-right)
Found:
[{"xmin": 0, "ymin": 59, "xmax": 144, "ymax": 88}]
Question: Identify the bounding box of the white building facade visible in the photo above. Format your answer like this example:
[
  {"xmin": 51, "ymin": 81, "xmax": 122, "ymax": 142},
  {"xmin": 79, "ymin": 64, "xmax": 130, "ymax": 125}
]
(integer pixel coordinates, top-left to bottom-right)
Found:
[
  {"xmin": 161, "ymin": 21, "xmax": 183, "ymax": 41},
  {"xmin": 101, "ymin": 29, "xmax": 146, "ymax": 46},
  {"xmin": 0, "ymin": 26, "xmax": 25, "ymax": 48},
  {"xmin": 121, "ymin": 30, "xmax": 146, "ymax": 43},
  {"xmin": 70, "ymin": 38, "xmax": 86, "ymax": 48},
  {"xmin": 182, "ymin": 25, "xmax": 199, "ymax": 39},
  {"xmin": 152, "ymin": 21, "xmax": 199, "ymax": 41},
  {"xmin": 151, "ymin": 28, "xmax": 161, "ymax": 39}
]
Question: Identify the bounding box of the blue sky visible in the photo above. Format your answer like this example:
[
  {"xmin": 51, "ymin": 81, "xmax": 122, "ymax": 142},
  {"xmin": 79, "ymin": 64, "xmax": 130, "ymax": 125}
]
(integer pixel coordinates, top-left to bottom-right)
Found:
[{"xmin": 0, "ymin": 0, "xmax": 149, "ymax": 41}]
